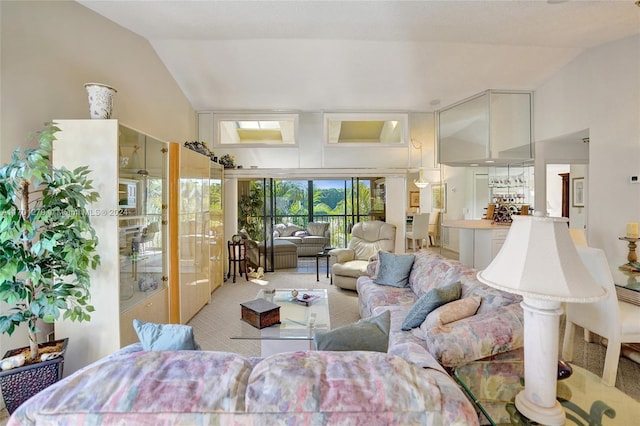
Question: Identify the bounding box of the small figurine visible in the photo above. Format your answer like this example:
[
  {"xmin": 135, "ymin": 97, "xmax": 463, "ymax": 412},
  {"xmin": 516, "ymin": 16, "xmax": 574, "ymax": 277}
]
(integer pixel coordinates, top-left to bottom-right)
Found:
[{"xmin": 248, "ymin": 267, "xmax": 264, "ymax": 279}]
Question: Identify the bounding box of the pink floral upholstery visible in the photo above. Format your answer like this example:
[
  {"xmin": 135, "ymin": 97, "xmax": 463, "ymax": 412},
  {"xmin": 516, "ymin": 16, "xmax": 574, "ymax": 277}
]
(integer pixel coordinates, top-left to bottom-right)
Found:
[
  {"xmin": 357, "ymin": 280, "xmax": 416, "ymax": 317},
  {"xmin": 8, "ymin": 349, "xmax": 254, "ymax": 425},
  {"xmin": 358, "ymin": 249, "xmax": 524, "ymax": 367},
  {"xmin": 9, "ymin": 347, "xmax": 478, "ymax": 425},
  {"xmin": 424, "ymin": 303, "xmax": 524, "ymax": 367},
  {"xmin": 246, "ymin": 350, "xmax": 478, "ymax": 425}
]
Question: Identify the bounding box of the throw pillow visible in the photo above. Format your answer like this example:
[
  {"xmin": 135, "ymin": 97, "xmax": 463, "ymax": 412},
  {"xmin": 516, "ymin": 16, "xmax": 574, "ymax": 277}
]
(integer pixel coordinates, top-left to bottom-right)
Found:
[
  {"xmin": 307, "ymin": 222, "xmax": 329, "ymax": 236},
  {"xmin": 273, "ymin": 223, "xmax": 287, "ymax": 237},
  {"xmin": 293, "ymin": 230, "xmax": 310, "ymax": 237},
  {"xmin": 281, "ymin": 224, "xmax": 302, "ymax": 237},
  {"xmin": 133, "ymin": 319, "xmax": 200, "ymax": 351},
  {"xmin": 374, "ymin": 251, "xmax": 415, "ymax": 287},
  {"xmin": 421, "ymin": 296, "xmax": 481, "ymax": 331},
  {"xmin": 401, "ymin": 281, "xmax": 462, "ymax": 331},
  {"xmin": 366, "ymin": 258, "xmax": 380, "ymax": 278},
  {"xmin": 314, "ymin": 310, "xmax": 391, "ymax": 352}
]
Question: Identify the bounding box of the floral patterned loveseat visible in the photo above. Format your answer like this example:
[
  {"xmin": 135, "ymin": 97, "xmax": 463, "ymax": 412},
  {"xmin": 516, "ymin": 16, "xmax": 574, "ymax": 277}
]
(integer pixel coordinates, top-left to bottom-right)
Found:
[{"xmin": 357, "ymin": 250, "xmax": 525, "ymax": 368}]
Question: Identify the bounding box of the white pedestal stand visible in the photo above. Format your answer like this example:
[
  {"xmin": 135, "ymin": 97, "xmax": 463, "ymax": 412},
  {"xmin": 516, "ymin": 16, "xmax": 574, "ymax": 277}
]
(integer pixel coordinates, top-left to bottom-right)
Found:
[{"xmin": 516, "ymin": 297, "xmax": 566, "ymax": 426}]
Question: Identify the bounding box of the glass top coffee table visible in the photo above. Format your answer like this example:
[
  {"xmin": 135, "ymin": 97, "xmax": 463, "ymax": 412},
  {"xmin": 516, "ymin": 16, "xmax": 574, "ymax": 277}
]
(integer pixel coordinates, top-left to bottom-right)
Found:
[
  {"xmin": 454, "ymin": 357, "xmax": 640, "ymax": 425},
  {"xmin": 232, "ymin": 288, "xmax": 330, "ymax": 356}
]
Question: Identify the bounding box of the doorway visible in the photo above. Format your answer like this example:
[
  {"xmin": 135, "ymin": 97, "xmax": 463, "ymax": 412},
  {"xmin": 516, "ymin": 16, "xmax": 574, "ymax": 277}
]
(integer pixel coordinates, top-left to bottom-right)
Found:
[{"xmin": 546, "ymin": 164, "xmax": 588, "ymax": 231}]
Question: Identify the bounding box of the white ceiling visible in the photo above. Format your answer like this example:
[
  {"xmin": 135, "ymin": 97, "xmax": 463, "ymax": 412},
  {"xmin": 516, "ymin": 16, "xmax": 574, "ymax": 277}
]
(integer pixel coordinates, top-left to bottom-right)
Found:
[{"xmin": 78, "ymin": 0, "xmax": 640, "ymax": 112}]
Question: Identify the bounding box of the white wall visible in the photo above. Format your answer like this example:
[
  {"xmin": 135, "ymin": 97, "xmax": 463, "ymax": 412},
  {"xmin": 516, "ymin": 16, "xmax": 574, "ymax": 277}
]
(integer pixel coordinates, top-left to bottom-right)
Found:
[
  {"xmin": 0, "ymin": 1, "xmax": 196, "ymax": 362},
  {"xmin": 198, "ymin": 111, "xmax": 436, "ymax": 170},
  {"xmin": 569, "ymin": 164, "xmax": 587, "ymax": 232},
  {"xmin": 535, "ymin": 34, "xmax": 640, "ymax": 262},
  {"xmin": 202, "ymin": 111, "xmax": 437, "ymax": 247},
  {"xmin": 1, "ymin": 1, "xmax": 196, "ymax": 163}
]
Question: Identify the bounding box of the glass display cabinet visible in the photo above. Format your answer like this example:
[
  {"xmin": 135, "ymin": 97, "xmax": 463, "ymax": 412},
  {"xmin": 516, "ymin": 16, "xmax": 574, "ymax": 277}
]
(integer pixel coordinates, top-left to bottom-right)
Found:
[
  {"xmin": 52, "ymin": 119, "xmax": 170, "ymax": 374},
  {"xmin": 209, "ymin": 163, "xmax": 224, "ymax": 292},
  {"xmin": 117, "ymin": 126, "xmax": 168, "ymax": 311}
]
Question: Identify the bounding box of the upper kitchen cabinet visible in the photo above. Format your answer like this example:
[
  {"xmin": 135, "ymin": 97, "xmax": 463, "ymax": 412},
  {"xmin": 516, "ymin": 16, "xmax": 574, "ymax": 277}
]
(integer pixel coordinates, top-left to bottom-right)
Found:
[{"xmin": 438, "ymin": 90, "xmax": 533, "ymax": 166}]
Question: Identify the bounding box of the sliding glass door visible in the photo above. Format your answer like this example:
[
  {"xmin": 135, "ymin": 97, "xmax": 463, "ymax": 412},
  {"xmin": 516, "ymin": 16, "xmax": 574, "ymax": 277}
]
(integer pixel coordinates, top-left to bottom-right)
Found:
[{"xmin": 237, "ymin": 177, "xmax": 383, "ymax": 271}]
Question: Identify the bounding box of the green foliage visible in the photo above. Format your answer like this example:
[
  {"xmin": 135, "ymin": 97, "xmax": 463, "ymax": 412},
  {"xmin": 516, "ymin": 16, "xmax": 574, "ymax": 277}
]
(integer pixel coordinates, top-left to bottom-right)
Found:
[
  {"xmin": 314, "ymin": 188, "xmax": 343, "ymax": 211},
  {"xmin": 274, "ymin": 180, "xmax": 307, "ymax": 217},
  {"xmin": 0, "ymin": 123, "xmax": 100, "ymax": 350},
  {"xmin": 238, "ymin": 182, "xmax": 263, "ymax": 240}
]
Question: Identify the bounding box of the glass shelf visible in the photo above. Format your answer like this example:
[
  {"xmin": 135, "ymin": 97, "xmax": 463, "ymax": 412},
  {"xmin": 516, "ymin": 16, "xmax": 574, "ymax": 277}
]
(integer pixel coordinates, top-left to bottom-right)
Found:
[{"xmin": 118, "ymin": 125, "xmax": 168, "ymax": 312}]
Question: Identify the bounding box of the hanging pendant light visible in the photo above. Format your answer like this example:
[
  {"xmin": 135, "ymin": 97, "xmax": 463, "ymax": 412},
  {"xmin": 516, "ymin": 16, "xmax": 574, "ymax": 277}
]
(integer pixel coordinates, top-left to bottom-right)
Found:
[
  {"xmin": 414, "ymin": 167, "xmax": 429, "ymax": 188},
  {"xmin": 411, "ymin": 138, "xmax": 430, "ymax": 188}
]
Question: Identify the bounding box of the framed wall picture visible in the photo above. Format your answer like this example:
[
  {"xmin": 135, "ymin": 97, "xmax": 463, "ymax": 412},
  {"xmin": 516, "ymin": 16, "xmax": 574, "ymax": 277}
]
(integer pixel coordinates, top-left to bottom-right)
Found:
[
  {"xmin": 572, "ymin": 177, "xmax": 585, "ymax": 207},
  {"xmin": 409, "ymin": 191, "xmax": 420, "ymax": 207},
  {"xmin": 432, "ymin": 183, "xmax": 447, "ymax": 212}
]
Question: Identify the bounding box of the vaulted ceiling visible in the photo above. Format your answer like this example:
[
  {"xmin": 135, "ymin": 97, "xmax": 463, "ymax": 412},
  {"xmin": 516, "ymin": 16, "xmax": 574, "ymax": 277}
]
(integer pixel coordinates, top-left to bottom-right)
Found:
[{"xmin": 78, "ymin": 0, "xmax": 640, "ymax": 112}]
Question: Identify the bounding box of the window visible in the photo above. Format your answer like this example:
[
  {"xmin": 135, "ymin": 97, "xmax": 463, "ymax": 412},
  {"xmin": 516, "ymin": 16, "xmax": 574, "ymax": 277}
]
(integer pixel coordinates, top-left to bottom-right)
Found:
[
  {"xmin": 324, "ymin": 113, "xmax": 408, "ymax": 145},
  {"xmin": 214, "ymin": 113, "xmax": 298, "ymax": 146}
]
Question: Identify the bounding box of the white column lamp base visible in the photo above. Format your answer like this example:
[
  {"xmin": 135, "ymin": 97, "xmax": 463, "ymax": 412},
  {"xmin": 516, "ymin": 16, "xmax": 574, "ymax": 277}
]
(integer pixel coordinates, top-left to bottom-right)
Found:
[
  {"xmin": 515, "ymin": 390, "xmax": 565, "ymax": 426},
  {"xmin": 517, "ymin": 297, "xmax": 566, "ymax": 426}
]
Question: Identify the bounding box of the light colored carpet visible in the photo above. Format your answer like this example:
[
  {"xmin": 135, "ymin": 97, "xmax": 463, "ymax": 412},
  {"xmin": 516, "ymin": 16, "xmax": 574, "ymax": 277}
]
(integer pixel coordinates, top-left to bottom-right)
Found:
[{"xmin": 188, "ymin": 258, "xmax": 360, "ymax": 357}]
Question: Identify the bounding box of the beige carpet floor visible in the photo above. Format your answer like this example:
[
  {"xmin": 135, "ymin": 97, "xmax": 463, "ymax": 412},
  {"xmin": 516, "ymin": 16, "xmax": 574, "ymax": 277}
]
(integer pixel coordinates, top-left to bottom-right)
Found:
[{"xmin": 188, "ymin": 257, "xmax": 360, "ymax": 357}]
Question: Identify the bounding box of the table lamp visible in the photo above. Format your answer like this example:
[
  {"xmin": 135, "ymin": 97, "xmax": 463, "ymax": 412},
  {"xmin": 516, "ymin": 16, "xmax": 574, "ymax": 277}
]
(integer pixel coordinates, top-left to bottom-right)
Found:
[{"xmin": 477, "ymin": 213, "xmax": 606, "ymax": 425}]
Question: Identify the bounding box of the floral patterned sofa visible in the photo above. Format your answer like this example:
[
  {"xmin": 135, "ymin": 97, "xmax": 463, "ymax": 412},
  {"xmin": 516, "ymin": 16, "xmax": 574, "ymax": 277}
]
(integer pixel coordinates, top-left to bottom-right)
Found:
[
  {"xmin": 9, "ymin": 344, "xmax": 479, "ymax": 425},
  {"xmin": 357, "ymin": 250, "xmax": 525, "ymax": 368}
]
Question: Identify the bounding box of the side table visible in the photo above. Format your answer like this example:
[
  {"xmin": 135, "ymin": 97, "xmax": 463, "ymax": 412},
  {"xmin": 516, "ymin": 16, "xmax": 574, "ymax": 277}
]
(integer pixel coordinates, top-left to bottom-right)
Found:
[
  {"xmin": 453, "ymin": 357, "xmax": 639, "ymax": 425},
  {"xmin": 316, "ymin": 247, "xmax": 334, "ymax": 283},
  {"xmin": 227, "ymin": 240, "xmax": 248, "ymax": 283}
]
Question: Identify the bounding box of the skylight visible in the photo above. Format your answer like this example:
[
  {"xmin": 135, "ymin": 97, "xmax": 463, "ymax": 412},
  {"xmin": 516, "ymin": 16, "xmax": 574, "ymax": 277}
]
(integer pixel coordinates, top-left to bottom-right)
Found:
[{"xmin": 214, "ymin": 114, "xmax": 298, "ymax": 145}]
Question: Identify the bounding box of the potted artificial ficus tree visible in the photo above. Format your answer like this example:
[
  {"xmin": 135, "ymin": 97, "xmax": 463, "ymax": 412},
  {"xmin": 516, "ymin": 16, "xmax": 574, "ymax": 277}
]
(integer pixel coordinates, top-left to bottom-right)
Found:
[{"xmin": 0, "ymin": 123, "xmax": 100, "ymax": 413}]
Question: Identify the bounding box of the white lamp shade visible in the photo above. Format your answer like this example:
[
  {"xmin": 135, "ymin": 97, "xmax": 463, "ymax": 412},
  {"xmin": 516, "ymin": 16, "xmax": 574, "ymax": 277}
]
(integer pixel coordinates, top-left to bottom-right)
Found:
[{"xmin": 477, "ymin": 214, "xmax": 606, "ymax": 303}]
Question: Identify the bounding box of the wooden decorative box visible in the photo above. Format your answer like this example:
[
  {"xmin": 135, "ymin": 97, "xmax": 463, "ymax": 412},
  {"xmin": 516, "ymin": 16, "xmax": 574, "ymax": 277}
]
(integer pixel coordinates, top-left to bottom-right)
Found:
[{"xmin": 240, "ymin": 298, "xmax": 280, "ymax": 329}]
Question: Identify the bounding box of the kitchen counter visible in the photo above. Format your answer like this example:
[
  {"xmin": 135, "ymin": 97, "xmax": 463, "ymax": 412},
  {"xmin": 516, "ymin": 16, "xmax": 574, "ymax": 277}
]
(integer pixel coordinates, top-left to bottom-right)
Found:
[
  {"xmin": 442, "ymin": 220, "xmax": 511, "ymax": 269},
  {"xmin": 442, "ymin": 219, "xmax": 511, "ymax": 230}
]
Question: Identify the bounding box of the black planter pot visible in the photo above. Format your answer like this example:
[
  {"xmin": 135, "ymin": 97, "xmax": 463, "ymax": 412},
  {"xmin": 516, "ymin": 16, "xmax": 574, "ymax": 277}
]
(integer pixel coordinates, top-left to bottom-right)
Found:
[{"xmin": 0, "ymin": 338, "xmax": 68, "ymax": 414}]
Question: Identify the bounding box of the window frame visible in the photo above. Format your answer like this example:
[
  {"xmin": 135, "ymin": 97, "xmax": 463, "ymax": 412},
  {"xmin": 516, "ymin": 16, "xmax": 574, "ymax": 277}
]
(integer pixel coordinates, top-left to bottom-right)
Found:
[
  {"xmin": 323, "ymin": 112, "xmax": 409, "ymax": 147},
  {"xmin": 213, "ymin": 113, "xmax": 299, "ymax": 147}
]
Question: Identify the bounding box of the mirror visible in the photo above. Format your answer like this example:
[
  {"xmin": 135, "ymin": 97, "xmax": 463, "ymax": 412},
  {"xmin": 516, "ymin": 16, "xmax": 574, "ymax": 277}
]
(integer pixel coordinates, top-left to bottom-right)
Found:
[
  {"xmin": 214, "ymin": 113, "xmax": 298, "ymax": 145},
  {"xmin": 324, "ymin": 113, "xmax": 408, "ymax": 145}
]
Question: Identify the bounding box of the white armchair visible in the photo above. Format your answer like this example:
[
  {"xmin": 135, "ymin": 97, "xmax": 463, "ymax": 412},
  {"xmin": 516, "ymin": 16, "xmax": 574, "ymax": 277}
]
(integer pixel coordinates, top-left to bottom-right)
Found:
[
  {"xmin": 562, "ymin": 246, "xmax": 640, "ymax": 386},
  {"xmin": 330, "ymin": 221, "xmax": 396, "ymax": 291}
]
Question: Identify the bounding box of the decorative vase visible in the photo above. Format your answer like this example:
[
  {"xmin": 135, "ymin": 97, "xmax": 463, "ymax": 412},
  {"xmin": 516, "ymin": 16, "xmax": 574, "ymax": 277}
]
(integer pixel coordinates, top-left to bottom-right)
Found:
[
  {"xmin": 84, "ymin": 83, "xmax": 117, "ymax": 119},
  {"xmin": 120, "ymin": 277, "xmax": 134, "ymax": 301},
  {"xmin": 130, "ymin": 151, "xmax": 139, "ymax": 170}
]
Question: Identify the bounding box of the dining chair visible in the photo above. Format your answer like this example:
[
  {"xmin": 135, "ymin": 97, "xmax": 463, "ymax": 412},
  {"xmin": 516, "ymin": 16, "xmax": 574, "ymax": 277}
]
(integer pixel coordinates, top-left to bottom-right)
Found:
[
  {"xmin": 562, "ymin": 246, "xmax": 640, "ymax": 385},
  {"xmin": 406, "ymin": 213, "xmax": 430, "ymax": 252},
  {"xmin": 428, "ymin": 211, "xmax": 440, "ymax": 247}
]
